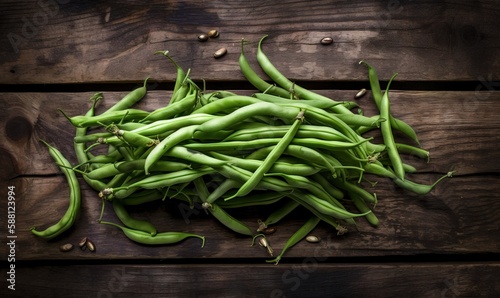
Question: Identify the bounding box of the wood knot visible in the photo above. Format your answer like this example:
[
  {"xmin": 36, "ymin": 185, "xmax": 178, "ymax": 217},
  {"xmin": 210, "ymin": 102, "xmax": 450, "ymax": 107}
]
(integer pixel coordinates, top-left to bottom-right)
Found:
[{"xmin": 5, "ymin": 116, "xmax": 32, "ymax": 142}]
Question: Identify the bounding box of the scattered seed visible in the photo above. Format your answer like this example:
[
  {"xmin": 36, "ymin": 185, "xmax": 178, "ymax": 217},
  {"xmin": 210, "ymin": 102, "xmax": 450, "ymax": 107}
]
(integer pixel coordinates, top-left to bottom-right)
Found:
[
  {"xmin": 320, "ymin": 37, "xmax": 334, "ymax": 45},
  {"xmin": 355, "ymin": 88, "xmax": 367, "ymax": 99},
  {"xmin": 208, "ymin": 29, "xmax": 220, "ymax": 38},
  {"xmin": 198, "ymin": 34, "xmax": 209, "ymax": 42},
  {"xmin": 78, "ymin": 237, "xmax": 88, "ymax": 249},
  {"xmin": 258, "ymin": 237, "xmax": 273, "ymax": 256},
  {"xmin": 306, "ymin": 235, "xmax": 320, "ymax": 243},
  {"xmin": 87, "ymin": 239, "xmax": 96, "ymax": 252},
  {"xmin": 214, "ymin": 48, "xmax": 227, "ymax": 59},
  {"xmin": 262, "ymin": 227, "xmax": 277, "ymax": 235},
  {"xmin": 59, "ymin": 243, "xmax": 74, "ymax": 252}
]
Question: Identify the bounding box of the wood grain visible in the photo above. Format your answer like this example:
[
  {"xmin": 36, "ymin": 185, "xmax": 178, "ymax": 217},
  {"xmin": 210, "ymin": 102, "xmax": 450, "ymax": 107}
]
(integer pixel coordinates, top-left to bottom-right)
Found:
[
  {"xmin": 1, "ymin": 90, "xmax": 498, "ymax": 179},
  {"xmin": 1, "ymin": 0, "xmax": 499, "ymax": 84},
  {"xmin": 2, "ymin": 173, "xmax": 498, "ymax": 261},
  {"xmin": 11, "ymin": 263, "xmax": 500, "ymax": 297}
]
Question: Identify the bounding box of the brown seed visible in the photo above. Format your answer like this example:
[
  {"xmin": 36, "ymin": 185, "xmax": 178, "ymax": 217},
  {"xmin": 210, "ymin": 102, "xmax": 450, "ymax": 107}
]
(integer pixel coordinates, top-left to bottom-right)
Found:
[
  {"xmin": 208, "ymin": 29, "xmax": 219, "ymax": 38},
  {"xmin": 78, "ymin": 237, "xmax": 88, "ymax": 249},
  {"xmin": 262, "ymin": 227, "xmax": 277, "ymax": 235},
  {"xmin": 355, "ymin": 88, "xmax": 367, "ymax": 99},
  {"xmin": 87, "ymin": 239, "xmax": 96, "ymax": 252},
  {"xmin": 306, "ymin": 235, "xmax": 320, "ymax": 243},
  {"xmin": 320, "ymin": 37, "xmax": 333, "ymax": 45},
  {"xmin": 59, "ymin": 243, "xmax": 74, "ymax": 252},
  {"xmin": 214, "ymin": 48, "xmax": 227, "ymax": 59},
  {"xmin": 198, "ymin": 34, "xmax": 209, "ymax": 42}
]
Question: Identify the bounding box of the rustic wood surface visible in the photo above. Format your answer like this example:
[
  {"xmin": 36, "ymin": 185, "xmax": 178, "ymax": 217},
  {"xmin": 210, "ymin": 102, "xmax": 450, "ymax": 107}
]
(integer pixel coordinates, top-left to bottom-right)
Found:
[
  {"xmin": 1, "ymin": 0, "xmax": 500, "ymax": 84},
  {"xmin": 1, "ymin": 0, "xmax": 499, "ymax": 297}
]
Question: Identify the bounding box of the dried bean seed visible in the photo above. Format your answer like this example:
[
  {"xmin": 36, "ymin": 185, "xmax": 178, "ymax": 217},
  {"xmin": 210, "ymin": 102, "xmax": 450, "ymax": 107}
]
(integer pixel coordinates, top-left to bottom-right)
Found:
[
  {"xmin": 59, "ymin": 243, "xmax": 74, "ymax": 252},
  {"xmin": 198, "ymin": 34, "xmax": 209, "ymax": 42},
  {"xmin": 78, "ymin": 237, "xmax": 88, "ymax": 249},
  {"xmin": 262, "ymin": 227, "xmax": 277, "ymax": 235},
  {"xmin": 87, "ymin": 239, "xmax": 96, "ymax": 252},
  {"xmin": 214, "ymin": 48, "xmax": 227, "ymax": 58},
  {"xmin": 320, "ymin": 37, "xmax": 333, "ymax": 45},
  {"xmin": 306, "ymin": 235, "xmax": 320, "ymax": 243},
  {"xmin": 355, "ymin": 88, "xmax": 367, "ymax": 99},
  {"xmin": 208, "ymin": 29, "xmax": 219, "ymax": 38}
]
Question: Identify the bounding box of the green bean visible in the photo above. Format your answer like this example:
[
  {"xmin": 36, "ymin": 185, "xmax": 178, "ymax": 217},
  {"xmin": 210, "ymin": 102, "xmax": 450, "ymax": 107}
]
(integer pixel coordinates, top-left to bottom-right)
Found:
[
  {"xmin": 60, "ymin": 108, "xmax": 149, "ymax": 128},
  {"xmin": 351, "ymin": 196, "xmax": 379, "ymax": 227},
  {"xmin": 166, "ymin": 146, "xmax": 228, "ymax": 167},
  {"xmin": 103, "ymin": 77, "xmax": 149, "ymax": 114},
  {"xmin": 379, "ymin": 73, "xmax": 405, "ymax": 180},
  {"xmin": 121, "ymin": 189, "xmax": 164, "ymax": 206},
  {"xmin": 117, "ymin": 166, "xmax": 216, "ymax": 191},
  {"xmin": 289, "ymin": 188, "xmax": 369, "ymax": 220},
  {"xmin": 216, "ymin": 165, "xmax": 292, "ymax": 193},
  {"xmin": 31, "ymin": 140, "xmax": 81, "ymax": 240},
  {"xmin": 206, "ymin": 202, "xmax": 255, "ymax": 236},
  {"xmin": 239, "ymin": 38, "xmax": 292, "ymax": 98},
  {"xmin": 268, "ymin": 173, "xmax": 337, "ymax": 204},
  {"xmin": 73, "ymin": 95, "xmax": 110, "ymax": 191},
  {"xmin": 396, "ymin": 143, "xmax": 430, "ymax": 161},
  {"xmin": 206, "ymin": 179, "xmax": 240, "ymax": 204},
  {"xmin": 145, "ymin": 125, "xmax": 200, "ymax": 174},
  {"xmin": 359, "ymin": 60, "xmax": 420, "ymax": 145},
  {"xmin": 254, "ymin": 92, "xmax": 341, "ymax": 110},
  {"xmin": 112, "ymin": 200, "xmax": 157, "ymax": 236},
  {"xmin": 393, "ymin": 173, "xmax": 453, "ymax": 195},
  {"xmin": 154, "ymin": 50, "xmax": 186, "ymax": 103},
  {"xmin": 218, "ymin": 191, "xmax": 286, "ymax": 209},
  {"xmin": 116, "ymin": 159, "xmax": 191, "ymax": 174},
  {"xmin": 209, "ymin": 151, "xmax": 320, "ymax": 176},
  {"xmin": 183, "ymin": 137, "xmax": 366, "ymax": 154},
  {"xmin": 196, "ymin": 102, "xmax": 301, "ymax": 133},
  {"xmin": 329, "ymin": 177, "xmax": 378, "ymax": 205},
  {"xmin": 247, "ymin": 145, "xmax": 338, "ymax": 177},
  {"xmin": 130, "ymin": 113, "xmax": 216, "ymax": 136},
  {"xmin": 223, "ymin": 123, "xmax": 351, "ymax": 143},
  {"xmin": 266, "ymin": 216, "xmax": 321, "ymax": 265},
  {"xmin": 311, "ymin": 173, "xmax": 345, "ymax": 200},
  {"xmin": 104, "ymin": 128, "xmax": 158, "ymax": 148},
  {"xmin": 85, "ymin": 162, "xmax": 123, "ymax": 180},
  {"xmin": 74, "ymin": 132, "xmax": 113, "ymax": 144},
  {"xmin": 140, "ymin": 92, "xmax": 198, "ymax": 123},
  {"xmin": 227, "ymin": 110, "xmax": 304, "ymax": 199},
  {"xmin": 100, "ymin": 220, "xmax": 205, "ymax": 247},
  {"xmin": 287, "ymin": 192, "xmax": 350, "ymax": 232},
  {"xmin": 257, "ymin": 199, "xmax": 300, "ymax": 232},
  {"xmin": 192, "ymin": 95, "xmax": 262, "ymax": 115},
  {"xmin": 256, "ymin": 35, "xmax": 352, "ymax": 115}
]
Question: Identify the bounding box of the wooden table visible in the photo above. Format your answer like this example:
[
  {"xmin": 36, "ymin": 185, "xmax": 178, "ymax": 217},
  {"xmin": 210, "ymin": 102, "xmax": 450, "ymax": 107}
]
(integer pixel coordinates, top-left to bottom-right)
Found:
[{"xmin": 1, "ymin": 1, "xmax": 499, "ymax": 297}]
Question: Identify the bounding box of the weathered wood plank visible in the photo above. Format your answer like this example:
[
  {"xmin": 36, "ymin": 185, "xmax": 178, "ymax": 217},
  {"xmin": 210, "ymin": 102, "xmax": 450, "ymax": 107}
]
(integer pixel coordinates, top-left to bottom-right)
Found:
[
  {"xmin": 2, "ymin": 174, "xmax": 499, "ymax": 260},
  {"xmin": 1, "ymin": 90, "xmax": 498, "ymax": 179},
  {"xmin": 1, "ymin": 0, "xmax": 499, "ymax": 84},
  {"xmin": 10, "ymin": 263, "xmax": 500, "ymax": 297}
]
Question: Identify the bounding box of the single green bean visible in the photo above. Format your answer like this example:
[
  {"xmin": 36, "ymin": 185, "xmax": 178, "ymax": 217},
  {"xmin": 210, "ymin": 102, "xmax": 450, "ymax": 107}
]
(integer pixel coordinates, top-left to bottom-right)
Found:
[
  {"xmin": 227, "ymin": 110, "xmax": 305, "ymax": 199},
  {"xmin": 112, "ymin": 200, "xmax": 157, "ymax": 236},
  {"xmin": 266, "ymin": 216, "xmax": 321, "ymax": 265},
  {"xmin": 256, "ymin": 35, "xmax": 352, "ymax": 115},
  {"xmin": 100, "ymin": 220, "xmax": 205, "ymax": 247},
  {"xmin": 145, "ymin": 125, "xmax": 200, "ymax": 174},
  {"xmin": 239, "ymin": 38, "xmax": 292, "ymax": 98},
  {"xmin": 31, "ymin": 140, "xmax": 81, "ymax": 240},
  {"xmin": 379, "ymin": 73, "xmax": 405, "ymax": 180},
  {"xmin": 103, "ymin": 77, "xmax": 149, "ymax": 114}
]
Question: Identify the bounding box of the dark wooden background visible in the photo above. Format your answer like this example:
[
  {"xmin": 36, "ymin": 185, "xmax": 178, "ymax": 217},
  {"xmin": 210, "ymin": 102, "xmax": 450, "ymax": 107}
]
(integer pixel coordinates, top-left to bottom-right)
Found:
[{"xmin": 1, "ymin": 0, "xmax": 499, "ymax": 297}]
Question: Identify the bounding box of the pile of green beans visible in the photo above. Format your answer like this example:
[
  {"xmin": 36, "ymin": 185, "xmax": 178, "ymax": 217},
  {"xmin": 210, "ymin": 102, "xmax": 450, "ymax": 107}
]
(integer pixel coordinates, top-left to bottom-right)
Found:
[{"xmin": 32, "ymin": 38, "xmax": 453, "ymax": 264}]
